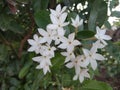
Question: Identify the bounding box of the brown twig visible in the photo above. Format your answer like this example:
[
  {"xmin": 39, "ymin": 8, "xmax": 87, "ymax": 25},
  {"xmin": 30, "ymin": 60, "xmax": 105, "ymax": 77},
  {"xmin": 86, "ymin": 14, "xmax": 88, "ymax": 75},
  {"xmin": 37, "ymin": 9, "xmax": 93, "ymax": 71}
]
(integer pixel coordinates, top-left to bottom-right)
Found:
[{"xmin": 18, "ymin": 5, "xmax": 35, "ymax": 59}]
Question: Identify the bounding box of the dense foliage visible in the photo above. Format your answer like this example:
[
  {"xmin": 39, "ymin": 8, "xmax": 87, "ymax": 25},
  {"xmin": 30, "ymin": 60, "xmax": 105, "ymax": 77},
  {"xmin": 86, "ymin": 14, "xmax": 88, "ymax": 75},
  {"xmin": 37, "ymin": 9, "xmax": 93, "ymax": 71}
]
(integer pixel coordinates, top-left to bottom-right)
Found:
[{"xmin": 0, "ymin": 0, "xmax": 120, "ymax": 90}]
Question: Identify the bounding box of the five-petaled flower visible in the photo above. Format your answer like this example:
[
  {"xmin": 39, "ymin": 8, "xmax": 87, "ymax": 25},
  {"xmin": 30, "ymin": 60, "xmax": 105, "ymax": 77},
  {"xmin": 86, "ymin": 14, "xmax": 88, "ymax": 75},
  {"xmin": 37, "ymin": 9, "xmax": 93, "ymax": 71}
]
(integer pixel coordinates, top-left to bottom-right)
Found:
[
  {"xmin": 58, "ymin": 33, "xmax": 81, "ymax": 52},
  {"xmin": 95, "ymin": 26, "xmax": 112, "ymax": 46}
]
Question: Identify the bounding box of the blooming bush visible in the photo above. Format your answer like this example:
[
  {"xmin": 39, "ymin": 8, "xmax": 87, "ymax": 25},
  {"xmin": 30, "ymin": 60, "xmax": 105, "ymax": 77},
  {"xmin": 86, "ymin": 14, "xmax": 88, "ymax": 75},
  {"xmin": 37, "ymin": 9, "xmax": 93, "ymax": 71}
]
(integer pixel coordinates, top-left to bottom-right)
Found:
[
  {"xmin": 28, "ymin": 4, "xmax": 112, "ymax": 83},
  {"xmin": 1, "ymin": 0, "xmax": 120, "ymax": 89}
]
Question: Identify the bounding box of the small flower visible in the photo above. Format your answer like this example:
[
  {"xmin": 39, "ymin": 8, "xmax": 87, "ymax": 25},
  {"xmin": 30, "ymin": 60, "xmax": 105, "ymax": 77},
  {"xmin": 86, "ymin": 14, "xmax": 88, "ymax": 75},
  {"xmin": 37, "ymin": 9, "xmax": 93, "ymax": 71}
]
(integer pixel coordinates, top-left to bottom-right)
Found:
[
  {"xmin": 58, "ymin": 33, "xmax": 81, "ymax": 52},
  {"xmin": 28, "ymin": 34, "xmax": 42, "ymax": 54},
  {"xmin": 53, "ymin": 28, "xmax": 66, "ymax": 45},
  {"xmin": 38, "ymin": 28, "xmax": 56, "ymax": 44},
  {"xmin": 50, "ymin": 4, "xmax": 67, "ymax": 17},
  {"xmin": 71, "ymin": 15, "xmax": 83, "ymax": 28},
  {"xmin": 82, "ymin": 45, "xmax": 105, "ymax": 70},
  {"xmin": 41, "ymin": 44, "xmax": 56, "ymax": 58},
  {"xmin": 48, "ymin": 13, "xmax": 69, "ymax": 30},
  {"xmin": 93, "ymin": 40, "xmax": 105, "ymax": 49},
  {"xmin": 32, "ymin": 56, "xmax": 52, "ymax": 75},
  {"xmin": 73, "ymin": 69, "xmax": 90, "ymax": 83},
  {"xmin": 66, "ymin": 55, "xmax": 89, "ymax": 74},
  {"xmin": 95, "ymin": 26, "xmax": 112, "ymax": 46},
  {"xmin": 61, "ymin": 51, "xmax": 75, "ymax": 63}
]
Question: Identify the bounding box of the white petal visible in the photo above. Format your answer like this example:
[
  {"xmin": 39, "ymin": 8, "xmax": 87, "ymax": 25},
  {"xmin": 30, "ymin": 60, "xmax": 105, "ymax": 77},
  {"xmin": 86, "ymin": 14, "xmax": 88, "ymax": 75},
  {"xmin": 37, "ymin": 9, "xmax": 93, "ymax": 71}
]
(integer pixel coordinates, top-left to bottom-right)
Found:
[
  {"xmin": 36, "ymin": 64, "xmax": 41, "ymax": 69},
  {"xmin": 61, "ymin": 22, "xmax": 69, "ymax": 27},
  {"xmin": 56, "ymin": 4, "xmax": 61, "ymax": 12},
  {"xmin": 61, "ymin": 52, "xmax": 67, "ymax": 56},
  {"xmin": 39, "ymin": 37, "xmax": 47, "ymax": 43},
  {"xmin": 50, "ymin": 15, "xmax": 58, "ymax": 24},
  {"xmin": 47, "ymin": 24, "xmax": 58, "ymax": 30},
  {"xmin": 101, "ymin": 39, "xmax": 108, "ymax": 45},
  {"xmin": 61, "ymin": 6, "xmax": 67, "ymax": 13},
  {"xmin": 28, "ymin": 39, "xmax": 35, "ymax": 45},
  {"xmin": 75, "ymin": 65, "xmax": 80, "ymax": 74},
  {"xmin": 60, "ymin": 13, "xmax": 67, "ymax": 23},
  {"xmin": 102, "ymin": 35, "xmax": 112, "ymax": 40},
  {"xmin": 57, "ymin": 28, "xmax": 65, "ymax": 36},
  {"xmin": 90, "ymin": 59, "xmax": 97, "ymax": 70},
  {"xmin": 79, "ymin": 76, "xmax": 84, "ymax": 83},
  {"xmin": 58, "ymin": 43, "xmax": 67, "ymax": 49},
  {"xmin": 33, "ymin": 34, "xmax": 39, "ymax": 40},
  {"xmin": 65, "ymin": 57, "xmax": 70, "ymax": 63},
  {"xmin": 68, "ymin": 33, "xmax": 75, "ymax": 41},
  {"xmin": 94, "ymin": 53, "xmax": 105, "ymax": 60},
  {"xmin": 66, "ymin": 62, "xmax": 74, "ymax": 68},
  {"xmin": 82, "ymin": 48, "xmax": 90, "ymax": 57},
  {"xmin": 73, "ymin": 74, "xmax": 78, "ymax": 80},
  {"xmin": 50, "ymin": 9, "xmax": 57, "ymax": 16},
  {"xmin": 28, "ymin": 46, "xmax": 35, "ymax": 52},
  {"xmin": 32, "ymin": 56, "xmax": 42, "ymax": 63},
  {"xmin": 38, "ymin": 28, "xmax": 47, "ymax": 36},
  {"xmin": 67, "ymin": 45, "xmax": 74, "ymax": 52},
  {"xmin": 73, "ymin": 40, "xmax": 81, "ymax": 46}
]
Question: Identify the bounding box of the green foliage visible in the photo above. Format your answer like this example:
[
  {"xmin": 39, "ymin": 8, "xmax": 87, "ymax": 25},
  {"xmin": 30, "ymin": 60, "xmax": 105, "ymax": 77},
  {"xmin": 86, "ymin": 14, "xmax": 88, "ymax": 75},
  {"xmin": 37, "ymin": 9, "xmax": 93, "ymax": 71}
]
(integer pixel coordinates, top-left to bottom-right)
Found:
[
  {"xmin": 77, "ymin": 30, "xmax": 95, "ymax": 39},
  {"xmin": 34, "ymin": 10, "xmax": 50, "ymax": 29},
  {"xmin": 81, "ymin": 80, "xmax": 112, "ymax": 90},
  {"xmin": 0, "ymin": 0, "xmax": 120, "ymax": 89},
  {"xmin": 88, "ymin": 0, "xmax": 107, "ymax": 30},
  {"xmin": 111, "ymin": 11, "xmax": 120, "ymax": 18}
]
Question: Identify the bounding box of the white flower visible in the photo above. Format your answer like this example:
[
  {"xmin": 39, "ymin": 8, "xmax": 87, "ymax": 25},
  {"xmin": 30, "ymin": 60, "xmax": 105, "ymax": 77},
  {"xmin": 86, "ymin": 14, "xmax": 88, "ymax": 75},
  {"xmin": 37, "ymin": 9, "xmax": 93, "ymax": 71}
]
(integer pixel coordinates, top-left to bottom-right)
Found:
[
  {"xmin": 58, "ymin": 33, "xmax": 81, "ymax": 52},
  {"xmin": 38, "ymin": 28, "xmax": 55, "ymax": 44},
  {"xmin": 53, "ymin": 28, "xmax": 66, "ymax": 45},
  {"xmin": 66, "ymin": 55, "xmax": 89, "ymax": 74},
  {"xmin": 82, "ymin": 46, "xmax": 105, "ymax": 70},
  {"xmin": 93, "ymin": 40, "xmax": 105, "ymax": 49},
  {"xmin": 48, "ymin": 13, "xmax": 69, "ymax": 30},
  {"xmin": 50, "ymin": 4, "xmax": 67, "ymax": 17},
  {"xmin": 28, "ymin": 34, "xmax": 42, "ymax": 54},
  {"xmin": 73, "ymin": 69, "xmax": 90, "ymax": 83},
  {"xmin": 41, "ymin": 44, "xmax": 56, "ymax": 58},
  {"xmin": 71, "ymin": 15, "xmax": 83, "ymax": 28},
  {"xmin": 95, "ymin": 26, "xmax": 112, "ymax": 46},
  {"xmin": 61, "ymin": 51, "xmax": 75, "ymax": 63},
  {"xmin": 32, "ymin": 56, "xmax": 52, "ymax": 75}
]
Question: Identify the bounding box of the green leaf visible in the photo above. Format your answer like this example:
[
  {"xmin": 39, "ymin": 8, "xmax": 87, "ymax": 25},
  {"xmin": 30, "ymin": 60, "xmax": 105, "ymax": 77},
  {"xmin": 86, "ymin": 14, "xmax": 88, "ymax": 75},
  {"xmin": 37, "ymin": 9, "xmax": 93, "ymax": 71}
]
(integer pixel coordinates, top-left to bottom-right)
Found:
[
  {"xmin": 81, "ymin": 80, "xmax": 112, "ymax": 90},
  {"xmin": 111, "ymin": 11, "xmax": 120, "ymax": 18},
  {"xmin": 33, "ymin": 0, "xmax": 49, "ymax": 12},
  {"xmin": 9, "ymin": 78, "xmax": 20, "ymax": 86},
  {"xmin": 31, "ymin": 71, "xmax": 44, "ymax": 90},
  {"xmin": 34, "ymin": 10, "xmax": 50, "ymax": 29},
  {"xmin": 76, "ymin": 30, "xmax": 95, "ymax": 39},
  {"xmin": 8, "ymin": 21, "xmax": 25, "ymax": 34},
  {"xmin": 88, "ymin": 0, "xmax": 107, "ymax": 30},
  {"xmin": 104, "ymin": 21, "xmax": 111, "ymax": 29},
  {"xmin": 18, "ymin": 61, "xmax": 32, "ymax": 79},
  {"xmin": 51, "ymin": 52, "xmax": 65, "ymax": 72},
  {"xmin": 62, "ymin": 74, "xmax": 72, "ymax": 87}
]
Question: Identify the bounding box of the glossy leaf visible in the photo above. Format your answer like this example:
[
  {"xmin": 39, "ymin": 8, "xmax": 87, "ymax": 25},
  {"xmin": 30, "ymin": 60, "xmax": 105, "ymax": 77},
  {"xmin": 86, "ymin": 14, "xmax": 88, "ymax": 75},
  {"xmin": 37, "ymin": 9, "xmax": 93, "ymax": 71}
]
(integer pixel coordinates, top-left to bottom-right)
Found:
[
  {"xmin": 34, "ymin": 10, "xmax": 50, "ymax": 29},
  {"xmin": 81, "ymin": 80, "xmax": 112, "ymax": 90},
  {"xmin": 76, "ymin": 30, "xmax": 95, "ymax": 39},
  {"xmin": 88, "ymin": 0, "xmax": 107, "ymax": 30},
  {"xmin": 111, "ymin": 11, "xmax": 120, "ymax": 18}
]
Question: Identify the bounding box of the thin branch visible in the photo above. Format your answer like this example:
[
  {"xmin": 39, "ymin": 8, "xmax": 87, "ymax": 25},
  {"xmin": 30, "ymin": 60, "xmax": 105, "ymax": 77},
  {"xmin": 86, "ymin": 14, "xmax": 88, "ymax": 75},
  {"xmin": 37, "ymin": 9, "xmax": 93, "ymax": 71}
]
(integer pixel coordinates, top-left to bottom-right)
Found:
[{"xmin": 18, "ymin": 4, "xmax": 35, "ymax": 59}]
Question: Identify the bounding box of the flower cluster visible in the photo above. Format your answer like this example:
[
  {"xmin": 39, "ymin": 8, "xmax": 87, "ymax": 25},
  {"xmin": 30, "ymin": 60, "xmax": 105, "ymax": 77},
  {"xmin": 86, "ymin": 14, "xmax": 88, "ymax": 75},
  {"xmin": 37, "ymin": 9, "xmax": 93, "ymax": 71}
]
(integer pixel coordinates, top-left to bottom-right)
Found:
[{"xmin": 28, "ymin": 4, "xmax": 111, "ymax": 83}]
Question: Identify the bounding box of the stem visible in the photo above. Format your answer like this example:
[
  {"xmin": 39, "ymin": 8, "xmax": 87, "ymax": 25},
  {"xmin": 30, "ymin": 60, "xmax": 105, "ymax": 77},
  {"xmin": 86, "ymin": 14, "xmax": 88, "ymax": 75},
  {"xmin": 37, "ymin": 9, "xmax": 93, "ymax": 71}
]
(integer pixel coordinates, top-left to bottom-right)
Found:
[
  {"xmin": 75, "ymin": 28, "xmax": 78, "ymax": 34},
  {"xmin": 18, "ymin": 3, "xmax": 35, "ymax": 59}
]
